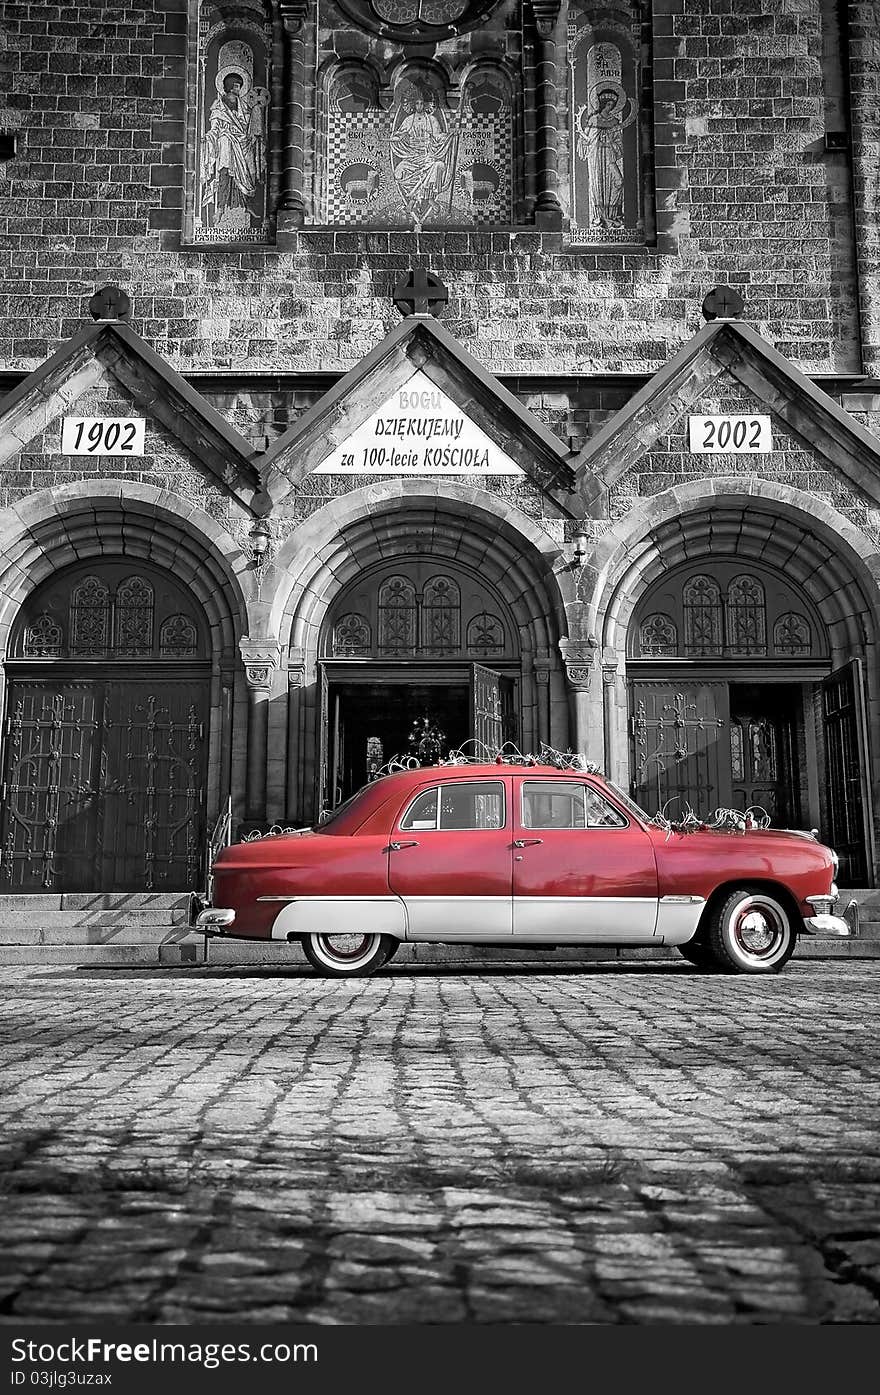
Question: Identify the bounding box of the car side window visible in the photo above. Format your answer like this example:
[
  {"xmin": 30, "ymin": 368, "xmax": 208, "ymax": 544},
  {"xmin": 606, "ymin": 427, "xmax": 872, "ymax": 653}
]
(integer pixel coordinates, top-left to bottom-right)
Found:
[
  {"xmin": 401, "ymin": 789, "xmax": 438, "ymax": 830},
  {"xmin": 401, "ymin": 781, "xmax": 506, "ymax": 831},
  {"xmin": 522, "ymin": 781, "xmax": 627, "ymax": 829}
]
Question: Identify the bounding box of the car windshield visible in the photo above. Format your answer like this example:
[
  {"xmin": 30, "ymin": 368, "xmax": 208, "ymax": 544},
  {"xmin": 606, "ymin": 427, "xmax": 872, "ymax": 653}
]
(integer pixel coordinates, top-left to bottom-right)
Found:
[{"xmin": 603, "ymin": 779, "xmax": 652, "ymax": 825}]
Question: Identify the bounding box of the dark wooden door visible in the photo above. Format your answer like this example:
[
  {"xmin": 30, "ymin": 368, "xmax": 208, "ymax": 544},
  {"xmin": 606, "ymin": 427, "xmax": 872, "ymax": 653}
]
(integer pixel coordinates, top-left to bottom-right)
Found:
[
  {"xmin": 822, "ymin": 661, "xmax": 873, "ymax": 884},
  {"xmin": 728, "ymin": 688, "xmax": 799, "ymax": 827},
  {"xmin": 629, "ymin": 681, "xmax": 730, "ymax": 820},
  {"xmin": 471, "ymin": 663, "xmax": 504, "ymax": 753},
  {"xmin": 1, "ymin": 677, "xmax": 208, "ymax": 892}
]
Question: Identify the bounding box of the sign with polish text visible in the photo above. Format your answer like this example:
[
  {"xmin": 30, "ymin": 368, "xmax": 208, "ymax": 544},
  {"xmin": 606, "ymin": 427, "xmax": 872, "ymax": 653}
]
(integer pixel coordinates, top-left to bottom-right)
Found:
[{"xmin": 313, "ymin": 371, "xmax": 524, "ymax": 476}]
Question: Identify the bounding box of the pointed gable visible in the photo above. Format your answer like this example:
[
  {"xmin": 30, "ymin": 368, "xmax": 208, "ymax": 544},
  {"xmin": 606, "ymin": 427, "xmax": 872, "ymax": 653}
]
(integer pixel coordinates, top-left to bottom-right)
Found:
[
  {"xmin": 260, "ymin": 314, "xmax": 576, "ymax": 509},
  {"xmin": 0, "ymin": 320, "xmax": 265, "ymax": 514},
  {"xmin": 572, "ymin": 318, "xmax": 880, "ymax": 515}
]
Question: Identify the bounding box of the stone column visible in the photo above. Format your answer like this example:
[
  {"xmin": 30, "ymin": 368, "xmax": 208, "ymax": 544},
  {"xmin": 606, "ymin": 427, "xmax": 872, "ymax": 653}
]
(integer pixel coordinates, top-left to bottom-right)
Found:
[
  {"xmin": 534, "ymin": 658, "xmax": 551, "ymax": 747},
  {"xmin": 240, "ymin": 639, "xmax": 282, "ymax": 824},
  {"xmin": 530, "ymin": 0, "xmax": 564, "ymax": 229},
  {"xmin": 286, "ymin": 650, "xmax": 306, "ymax": 826},
  {"xmin": 276, "ymin": 1, "xmax": 308, "ymax": 225},
  {"xmin": 560, "ymin": 639, "xmax": 602, "ymax": 765}
]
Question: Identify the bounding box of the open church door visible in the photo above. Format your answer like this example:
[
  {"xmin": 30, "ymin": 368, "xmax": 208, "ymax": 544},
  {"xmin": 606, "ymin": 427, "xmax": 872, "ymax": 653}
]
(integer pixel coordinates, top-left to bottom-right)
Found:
[
  {"xmin": 470, "ymin": 663, "xmax": 516, "ymax": 755},
  {"xmin": 822, "ymin": 659, "xmax": 875, "ymax": 885},
  {"xmin": 316, "ymin": 664, "xmax": 343, "ymax": 820}
]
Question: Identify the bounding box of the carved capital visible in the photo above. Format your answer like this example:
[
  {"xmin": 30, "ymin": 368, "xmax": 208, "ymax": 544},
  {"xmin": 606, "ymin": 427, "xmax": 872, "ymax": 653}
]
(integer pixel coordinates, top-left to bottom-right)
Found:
[
  {"xmin": 565, "ymin": 665, "xmax": 593, "ymax": 690},
  {"xmin": 240, "ymin": 639, "xmax": 282, "ymax": 690},
  {"xmin": 288, "ymin": 665, "xmax": 305, "ymax": 688},
  {"xmin": 278, "ymin": 1, "xmax": 309, "ymax": 35},
  {"xmin": 534, "ymin": 667, "xmax": 551, "ymax": 686},
  {"xmin": 531, "ymin": 0, "xmax": 561, "ymax": 38}
]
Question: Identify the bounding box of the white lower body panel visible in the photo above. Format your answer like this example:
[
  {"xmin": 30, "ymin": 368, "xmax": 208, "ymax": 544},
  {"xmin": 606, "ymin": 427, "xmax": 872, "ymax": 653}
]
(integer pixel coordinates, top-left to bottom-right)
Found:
[
  {"xmin": 403, "ymin": 895, "xmax": 512, "ymax": 940},
  {"xmin": 513, "ymin": 896, "xmax": 658, "ymax": 942},
  {"xmin": 269, "ymin": 896, "xmax": 406, "ymax": 941},
  {"xmin": 265, "ymin": 893, "xmax": 703, "ymax": 946}
]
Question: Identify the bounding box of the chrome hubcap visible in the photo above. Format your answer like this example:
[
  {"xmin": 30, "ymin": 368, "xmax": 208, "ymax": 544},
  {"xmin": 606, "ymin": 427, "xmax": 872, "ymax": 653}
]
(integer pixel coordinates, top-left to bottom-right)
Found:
[
  {"xmin": 319, "ymin": 933, "xmax": 372, "ymax": 961},
  {"xmin": 734, "ymin": 903, "xmax": 784, "ymax": 957}
]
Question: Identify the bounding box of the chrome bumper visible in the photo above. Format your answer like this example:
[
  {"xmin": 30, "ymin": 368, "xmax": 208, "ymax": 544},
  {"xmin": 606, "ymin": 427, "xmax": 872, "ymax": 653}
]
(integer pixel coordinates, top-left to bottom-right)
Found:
[
  {"xmin": 801, "ymin": 913, "xmax": 851, "ymax": 937},
  {"xmin": 195, "ymin": 907, "xmax": 236, "ymax": 934}
]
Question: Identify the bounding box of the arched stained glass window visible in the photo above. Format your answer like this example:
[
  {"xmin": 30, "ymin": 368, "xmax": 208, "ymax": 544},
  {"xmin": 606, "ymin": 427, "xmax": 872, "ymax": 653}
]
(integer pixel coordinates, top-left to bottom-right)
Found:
[
  {"xmin": 638, "ymin": 613, "xmax": 677, "ymax": 657},
  {"xmin": 159, "ymin": 614, "xmax": 199, "ymax": 658},
  {"xmin": 466, "ymin": 612, "xmax": 505, "ymax": 656},
  {"xmin": 22, "ymin": 613, "xmax": 64, "ymax": 658},
  {"xmin": 773, "ymin": 611, "xmax": 812, "ymax": 657},
  {"xmin": 70, "ymin": 576, "xmax": 110, "ymax": 657},
  {"xmin": 378, "ymin": 576, "xmax": 417, "ymax": 655},
  {"xmin": 332, "ymin": 613, "xmax": 371, "ymax": 657},
  {"xmin": 115, "ymin": 576, "xmax": 155, "ymax": 657},
  {"xmin": 683, "ymin": 576, "xmax": 722, "ymax": 656},
  {"xmin": 422, "ymin": 576, "xmax": 460, "ymax": 654},
  {"xmin": 726, "ymin": 575, "xmax": 766, "ymax": 656}
]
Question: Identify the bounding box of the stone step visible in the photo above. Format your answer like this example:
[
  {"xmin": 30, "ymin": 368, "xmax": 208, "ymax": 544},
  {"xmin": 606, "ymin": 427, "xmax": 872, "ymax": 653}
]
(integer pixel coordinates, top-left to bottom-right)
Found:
[
  {"xmin": 0, "ymin": 892, "xmax": 192, "ymax": 911},
  {"xmin": 0, "ymin": 920, "xmax": 188, "ymax": 945},
  {"xmin": 837, "ymin": 889, "xmax": 880, "ymax": 936},
  {"xmin": 0, "ymin": 909, "xmax": 188, "ymax": 929},
  {"xmin": 0, "ymin": 935, "xmax": 875, "ymax": 969}
]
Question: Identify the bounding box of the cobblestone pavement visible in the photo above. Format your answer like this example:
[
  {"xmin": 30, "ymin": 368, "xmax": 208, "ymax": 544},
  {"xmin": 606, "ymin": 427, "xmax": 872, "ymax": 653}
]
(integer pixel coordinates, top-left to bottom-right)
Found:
[{"xmin": 1, "ymin": 960, "xmax": 879, "ymax": 1326}]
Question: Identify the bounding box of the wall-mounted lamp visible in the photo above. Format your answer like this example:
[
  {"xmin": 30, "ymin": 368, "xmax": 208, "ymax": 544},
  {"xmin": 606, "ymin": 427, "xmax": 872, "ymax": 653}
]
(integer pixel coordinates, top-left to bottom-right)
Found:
[
  {"xmin": 248, "ymin": 517, "xmax": 272, "ymax": 565},
  {"xmin": 572, "ymin": 530, "xmax": 589, "ymax": 566}
]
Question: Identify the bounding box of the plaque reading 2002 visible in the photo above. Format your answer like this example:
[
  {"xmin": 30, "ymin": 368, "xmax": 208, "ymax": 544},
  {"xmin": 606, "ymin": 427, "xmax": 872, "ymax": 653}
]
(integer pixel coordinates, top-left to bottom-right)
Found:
[{"xmin": 688, "ymin": 414, "xmax": 772, "ymax": 453}]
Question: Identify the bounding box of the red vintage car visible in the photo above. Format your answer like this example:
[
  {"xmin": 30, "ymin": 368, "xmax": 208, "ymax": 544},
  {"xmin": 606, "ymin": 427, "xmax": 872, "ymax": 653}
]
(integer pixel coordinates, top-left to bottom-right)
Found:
[{"xmin": 196, "ymin": 760, "xmax": 850, "ymax": 976}]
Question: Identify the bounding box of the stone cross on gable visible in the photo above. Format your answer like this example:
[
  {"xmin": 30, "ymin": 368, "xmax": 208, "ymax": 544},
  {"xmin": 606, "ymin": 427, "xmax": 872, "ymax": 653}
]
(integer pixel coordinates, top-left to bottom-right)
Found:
[{"xmin": 393, "ymin": 269, "xmax": 449, "ymax": 317}]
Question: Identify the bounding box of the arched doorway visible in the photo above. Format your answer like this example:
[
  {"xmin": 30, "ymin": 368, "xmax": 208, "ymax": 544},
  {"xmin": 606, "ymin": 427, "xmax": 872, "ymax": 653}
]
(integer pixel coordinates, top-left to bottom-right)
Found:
[
  {"xmin": 628, "ymin": 558, "xmax": 831, "ymax": 822},
  {"xmin": 1, "ymin": 560, "xmax": 211, "ymax": 892},
  {"xmin": 600, "ymin": 494, "xmax": 880, "ymax": 885},
  {"xmin": 320, "ymin": 557, "xmax": 521, "ymax": 804},
  {"xmin": 275, "ymin": 486, "xmax": 573, "ymax": 825}
]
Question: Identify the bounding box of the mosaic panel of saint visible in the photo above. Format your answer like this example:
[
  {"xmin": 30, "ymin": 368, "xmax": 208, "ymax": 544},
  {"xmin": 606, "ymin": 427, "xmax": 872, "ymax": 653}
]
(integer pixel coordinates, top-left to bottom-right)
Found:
[
  {"xmin": 568, "ymin": 7, "xmax": 644, "ymax": 244},
  {"xmin": 323, "ymin": 66, "xmax": 513, "ymax": 230},
  {"xmin": 194, "ymin": 29, "xmax": 270, "ymax": 243}
]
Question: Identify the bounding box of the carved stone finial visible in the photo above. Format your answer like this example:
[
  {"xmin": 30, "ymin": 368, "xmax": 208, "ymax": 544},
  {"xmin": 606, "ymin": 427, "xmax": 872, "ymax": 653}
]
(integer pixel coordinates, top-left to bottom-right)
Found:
[
  {"xmin": 89, "ymin": 285, "xmax": 131, "ymax": 321},
  {"xmin": 702, "ymin": 285, "xmax": 744, "ymax": 321},
  {"xmin": 393, "ymin": 268, "xmax": 449, "ymax": 318}
]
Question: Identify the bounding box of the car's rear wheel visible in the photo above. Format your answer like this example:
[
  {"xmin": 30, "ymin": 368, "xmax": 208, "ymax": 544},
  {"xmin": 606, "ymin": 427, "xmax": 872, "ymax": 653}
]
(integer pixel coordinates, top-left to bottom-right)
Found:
[
  {"xmin": 705, "ymin": 886, "xmax": 796, "ymax": 973},
  {"xmin": 301, "ymin": 932, "xmax": 395, "ymax": 977}
]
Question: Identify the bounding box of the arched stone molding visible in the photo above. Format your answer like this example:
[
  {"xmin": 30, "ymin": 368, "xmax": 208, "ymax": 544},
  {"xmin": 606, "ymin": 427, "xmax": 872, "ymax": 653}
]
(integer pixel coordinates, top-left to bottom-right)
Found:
[
  {"xmin": 584, "ymin": 482, "xmax": 880, "ymax": 849},
  {"xmin": 0, "ymin": 481, "xmax": 251, "ymax": 826},
  {"xmin": 269, "ymin": 481, "xmax": 576, "ymax": 823}
]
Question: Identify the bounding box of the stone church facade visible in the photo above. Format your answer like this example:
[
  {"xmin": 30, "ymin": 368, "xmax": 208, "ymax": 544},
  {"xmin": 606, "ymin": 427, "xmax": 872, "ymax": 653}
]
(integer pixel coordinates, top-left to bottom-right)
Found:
[{"xmin": 0, "ymin": 0, "xmax": 879, "ymax": 901}]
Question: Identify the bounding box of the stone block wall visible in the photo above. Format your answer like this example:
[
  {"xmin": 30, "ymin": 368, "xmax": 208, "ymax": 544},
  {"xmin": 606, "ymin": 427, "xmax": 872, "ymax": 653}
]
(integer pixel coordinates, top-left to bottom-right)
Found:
[{"xmin": 0, "ymin": 0, "xmax": 875, "ymax": 380}]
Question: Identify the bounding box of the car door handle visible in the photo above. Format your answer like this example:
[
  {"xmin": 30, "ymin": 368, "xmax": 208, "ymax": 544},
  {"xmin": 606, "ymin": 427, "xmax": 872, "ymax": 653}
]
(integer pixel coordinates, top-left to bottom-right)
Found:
[
  {"xmin": 512, "ymin": 838, "xmax": 543, "ymax": 848},
  {"xmin": 388, "ymin": 841, "xmax": 419, "ymax": 851}
]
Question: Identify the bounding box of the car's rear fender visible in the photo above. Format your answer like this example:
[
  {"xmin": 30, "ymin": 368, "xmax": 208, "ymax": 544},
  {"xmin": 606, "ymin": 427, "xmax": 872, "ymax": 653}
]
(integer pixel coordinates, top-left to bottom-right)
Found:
[{"xmin": 269, "ymin": 896, "xmax": 407, "ymax": 941}]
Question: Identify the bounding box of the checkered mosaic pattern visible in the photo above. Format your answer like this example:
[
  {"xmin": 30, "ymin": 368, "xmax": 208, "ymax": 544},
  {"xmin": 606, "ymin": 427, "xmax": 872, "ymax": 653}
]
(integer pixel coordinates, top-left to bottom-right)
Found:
[{"xmin": 324, "ymin": 106, "xmax": 513, "ymax": 227}]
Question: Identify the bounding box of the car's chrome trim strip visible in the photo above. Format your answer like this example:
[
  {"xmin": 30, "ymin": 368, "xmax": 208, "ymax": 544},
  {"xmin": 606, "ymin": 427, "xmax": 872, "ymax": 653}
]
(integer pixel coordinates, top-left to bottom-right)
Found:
[
  {"xmin": 258, "ymin": 894, "xmax": 399, "ymax": 902},
  {"xmin": 660, "ymin": 895, "xmax": 705, "ymax": 904}
]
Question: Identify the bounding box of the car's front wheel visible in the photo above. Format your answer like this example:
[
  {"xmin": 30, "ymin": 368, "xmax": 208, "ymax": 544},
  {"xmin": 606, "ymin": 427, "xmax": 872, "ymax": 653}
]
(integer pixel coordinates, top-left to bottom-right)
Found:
[
  {"xmin": 301, "ymin": 932, "xmax": 396, "ymax": 977},
  {"xmin": 705, "ymin": 886, "xmax": 796, "ymax": 973}
]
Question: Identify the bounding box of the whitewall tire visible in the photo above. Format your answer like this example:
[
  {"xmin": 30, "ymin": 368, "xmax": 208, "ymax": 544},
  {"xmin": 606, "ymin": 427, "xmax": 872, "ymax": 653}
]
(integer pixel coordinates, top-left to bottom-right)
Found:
[
  {"xmin": 301, "ymin": 932, "xmax": 396, "ymax": 977},
  {"xmin": 706, "ymin": 887, "xmax": 796, "ymax": 973}
]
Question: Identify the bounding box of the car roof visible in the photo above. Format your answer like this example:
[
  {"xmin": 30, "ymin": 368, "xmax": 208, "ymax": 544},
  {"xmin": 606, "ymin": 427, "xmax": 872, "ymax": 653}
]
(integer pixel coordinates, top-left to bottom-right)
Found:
[{"xmin": 373, "ymin": 761, "xmax": 605, "ymax": 787}]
